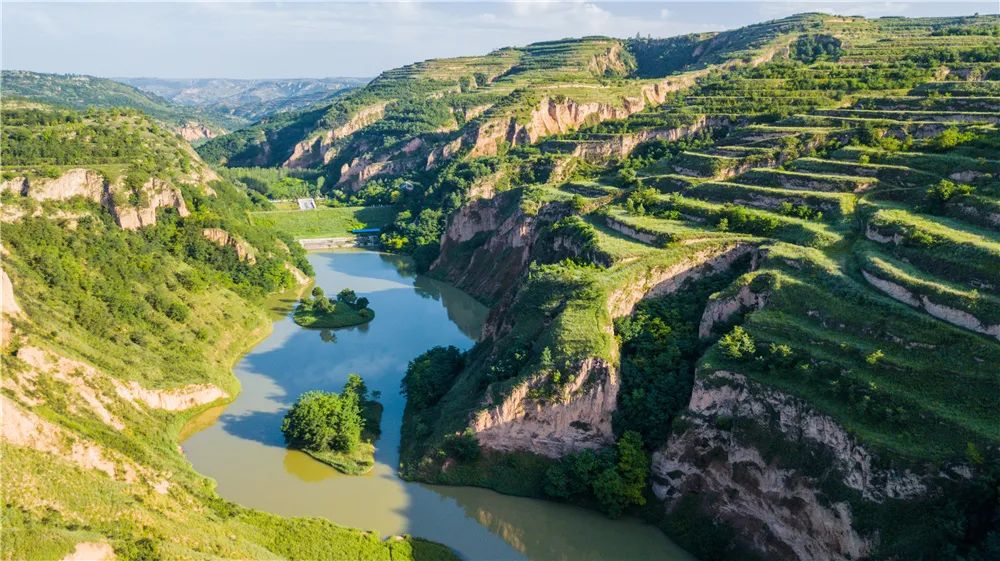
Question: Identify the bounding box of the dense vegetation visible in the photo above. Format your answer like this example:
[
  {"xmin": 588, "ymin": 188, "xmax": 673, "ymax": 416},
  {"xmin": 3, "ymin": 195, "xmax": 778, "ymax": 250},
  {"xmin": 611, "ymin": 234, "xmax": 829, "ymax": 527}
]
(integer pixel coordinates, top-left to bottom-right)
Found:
[{"xmin": 282, "ymin": 374, "xmax": 382, "ymax": 474}]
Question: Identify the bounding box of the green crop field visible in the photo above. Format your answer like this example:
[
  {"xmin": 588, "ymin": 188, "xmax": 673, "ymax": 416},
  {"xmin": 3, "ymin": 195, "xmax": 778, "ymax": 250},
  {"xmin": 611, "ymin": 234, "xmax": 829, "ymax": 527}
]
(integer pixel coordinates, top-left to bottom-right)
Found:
[{"xmin": 251, "ymin": 206, "xmax": 396, "ymax": 238}]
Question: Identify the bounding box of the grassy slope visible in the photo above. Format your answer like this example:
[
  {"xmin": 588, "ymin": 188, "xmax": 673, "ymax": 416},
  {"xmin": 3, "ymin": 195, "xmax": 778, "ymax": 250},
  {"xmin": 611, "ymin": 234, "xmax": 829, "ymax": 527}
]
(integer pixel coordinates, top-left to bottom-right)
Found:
[{"xmin": 1, "ymin": 70, "xmax": 241, "ymax": 131}]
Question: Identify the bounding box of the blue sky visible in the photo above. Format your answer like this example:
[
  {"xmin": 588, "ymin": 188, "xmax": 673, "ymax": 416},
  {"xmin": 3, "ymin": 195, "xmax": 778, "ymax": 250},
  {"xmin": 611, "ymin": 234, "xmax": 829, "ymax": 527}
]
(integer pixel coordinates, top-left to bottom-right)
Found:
[{"xmin": 2, "ymin": 1, "xmax": 996, "ymax": 79}]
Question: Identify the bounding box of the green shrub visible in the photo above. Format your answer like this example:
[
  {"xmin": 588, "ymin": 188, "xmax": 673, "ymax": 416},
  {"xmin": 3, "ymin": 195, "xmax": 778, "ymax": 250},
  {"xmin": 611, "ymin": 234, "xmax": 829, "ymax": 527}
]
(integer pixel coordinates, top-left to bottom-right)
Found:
[{"xmin": 719, "ymin": 326, "xmax": 755, "ymax": 359}]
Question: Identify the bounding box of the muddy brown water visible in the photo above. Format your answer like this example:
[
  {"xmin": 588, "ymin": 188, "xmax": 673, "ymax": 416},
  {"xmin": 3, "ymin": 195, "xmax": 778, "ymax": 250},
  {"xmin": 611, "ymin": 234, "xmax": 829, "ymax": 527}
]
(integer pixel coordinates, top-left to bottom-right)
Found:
[{"xmin": 182, "ymin": 250, "xmax": 693, "ymax": 561}]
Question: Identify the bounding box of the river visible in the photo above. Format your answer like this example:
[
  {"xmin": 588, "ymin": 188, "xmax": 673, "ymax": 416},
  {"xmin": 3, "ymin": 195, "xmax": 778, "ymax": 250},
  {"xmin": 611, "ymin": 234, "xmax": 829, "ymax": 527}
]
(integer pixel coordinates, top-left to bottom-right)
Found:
[{"xmin": 182, "ymin": 250, "xmax": 693, "ymax": 561}]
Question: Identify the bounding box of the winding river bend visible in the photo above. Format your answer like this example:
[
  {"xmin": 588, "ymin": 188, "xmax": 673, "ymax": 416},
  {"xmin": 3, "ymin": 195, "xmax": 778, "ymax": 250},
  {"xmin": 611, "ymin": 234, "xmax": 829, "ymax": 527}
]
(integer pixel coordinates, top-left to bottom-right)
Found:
[{"xmin": 183, "ymin": 250, "xmax": 692, "ymax": 561}]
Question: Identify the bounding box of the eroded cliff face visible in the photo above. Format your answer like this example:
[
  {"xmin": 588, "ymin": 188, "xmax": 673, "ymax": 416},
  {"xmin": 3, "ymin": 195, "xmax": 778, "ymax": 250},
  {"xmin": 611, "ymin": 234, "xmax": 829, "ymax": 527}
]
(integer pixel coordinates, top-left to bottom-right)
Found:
[
  {"xmin": 429, "ymin": 195, "xmax": 764, "ymax": 458},
  {"xmin": 607, "ymin": 243, "xmax": 759, "ymax": 318},
  {"xmin": 698, "ymin": 282, "xmax": 769, "ymax": 338},
  {"xmin": 652, "ymin": 370, "xmax": 936, "ymax": 561},
  {"xmin": 862, "ymin": 270, "xmax": 1000, "ymax": 340},
  {"xmin": 178, "ymin": 122, "xmax": 218, "ymax": 142},
  {"xmin": 0, "ymin": 170, "xmax": 190, "ymax": 230},
  {"xmin": 472, "ymin": 358, "xmax": 619, "ymax": 458},
  {"xmin": 284, "ymin": 103, "xmax": 389, "ymax": 169},
  {"xmin": 202, "ymin": 228, "xmax": 258, "ymax": 264},
  {"xmin": 431, "ymin": 189, "xmax": 571, "ymax": 305}
]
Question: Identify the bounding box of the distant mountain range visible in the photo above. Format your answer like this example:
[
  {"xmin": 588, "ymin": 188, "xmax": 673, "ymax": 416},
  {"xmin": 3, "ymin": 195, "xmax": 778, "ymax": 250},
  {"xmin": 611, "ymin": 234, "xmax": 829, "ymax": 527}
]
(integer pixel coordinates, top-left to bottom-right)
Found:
[
  {"xmin": 1, "ymin": 71, "xmax": 369, "ymax": 142},
  {"xmin": 118, "ymin": 77, "xmax": 370, "ymax": 123}
]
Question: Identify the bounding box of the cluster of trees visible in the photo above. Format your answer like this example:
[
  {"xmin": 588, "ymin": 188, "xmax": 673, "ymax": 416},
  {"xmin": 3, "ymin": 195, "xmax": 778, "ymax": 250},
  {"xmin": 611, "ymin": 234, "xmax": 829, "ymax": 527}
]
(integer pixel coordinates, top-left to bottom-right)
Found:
[
  {"xmin": 2, "ymin": 107, "xmax": 188, "ymax": 171},
  {"xmin": 300, "ymin": 286, "xmax": 369, "ymax": 315},
  {"xmin": 379, "ymin": 158, "xmax": 505, "ymax": 271},
  {"xmin": 925, "ymin": 179, "xmax": 974, "ymax": 211},
  {"xmin": 281, "ymin": 374, "xmax": 371, "ymax": 454},
  {"xmin": 3, "ymin": 185, "xmax": 301, "ymax": 344},
  {"xmin": 930, "ymin": 25, "xmax": 1000, "ymax": 36},
  {"xmin": 543, "ymin": 431, "xmax": 650, "ymax": 518},
  {"xmin": 792, "ymin": 34, "xmax": 843, "ymax": 63},
  {"xmin": 905, "ymin": 45, "xmax": 1000, "ymax": 65},
  {"xmin": 614, "ymin": 267, "xmax": 748, "ymax": 448},
  {"xmin": 217, "ymin": 166, "xmax": 325, "ymax": 200},
  {"xmin": 401, "ymin": 346, "xmax": 465, "ymax": 410}
]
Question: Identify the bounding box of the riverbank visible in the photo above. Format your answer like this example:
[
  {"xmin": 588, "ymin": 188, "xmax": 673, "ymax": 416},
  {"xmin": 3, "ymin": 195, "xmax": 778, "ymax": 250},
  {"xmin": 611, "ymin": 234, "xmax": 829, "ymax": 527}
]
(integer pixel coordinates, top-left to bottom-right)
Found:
[{"xmin": 182, "ymin": 250, "xmax": 692, "ymax": 561}]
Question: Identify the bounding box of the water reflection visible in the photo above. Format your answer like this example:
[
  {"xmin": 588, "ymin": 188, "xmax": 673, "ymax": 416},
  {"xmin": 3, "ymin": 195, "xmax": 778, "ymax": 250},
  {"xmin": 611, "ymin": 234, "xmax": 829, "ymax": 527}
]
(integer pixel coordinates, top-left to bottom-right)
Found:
[{"xmin": 182, "ymin": 251, "xmax": 691, "ymax": 561}]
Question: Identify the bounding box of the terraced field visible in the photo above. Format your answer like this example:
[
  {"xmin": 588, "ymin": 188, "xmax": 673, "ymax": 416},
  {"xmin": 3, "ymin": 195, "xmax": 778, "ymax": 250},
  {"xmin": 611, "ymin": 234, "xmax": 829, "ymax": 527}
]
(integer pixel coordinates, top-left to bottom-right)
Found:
[{"xmin": 403, "ymin": 14, "xmax": 1000, "ymax": 561}]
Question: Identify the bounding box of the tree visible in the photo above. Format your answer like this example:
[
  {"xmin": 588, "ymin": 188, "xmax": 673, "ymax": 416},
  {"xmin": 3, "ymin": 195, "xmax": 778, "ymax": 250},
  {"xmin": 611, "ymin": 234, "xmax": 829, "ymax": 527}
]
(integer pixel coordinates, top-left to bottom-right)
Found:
[
  {"xmin": 337, "ymin": 288, "xmax": 357, "ymax": 305},
  {"xmin": 312, "ymin": 286, "xmax": 325, "ymax": 299},
  {"xmin": 356, "ymin": 297, "xmax": 370, "ymax": 310},
  {"xmin": 719, "ymin": 325, "xmax": 755, "ymax": 359},
  {"xmin": 314, "ymin": 295, "xmax": 334, "ymax": 313},
  {"xmin": 343, "ymin": 373, "xmax": 368, "ymax": 400}
]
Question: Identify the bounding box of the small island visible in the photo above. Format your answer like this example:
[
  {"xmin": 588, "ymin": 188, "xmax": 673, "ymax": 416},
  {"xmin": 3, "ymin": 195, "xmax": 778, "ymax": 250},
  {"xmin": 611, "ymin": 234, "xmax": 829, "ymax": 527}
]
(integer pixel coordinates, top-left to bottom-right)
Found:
[
  {"xmin": 293, "ymin": 286, "xmax": 373, "ymax": 328},
  {"xmin": 281, "ymin": 374, "xmax": 382, "ymax": 475}
]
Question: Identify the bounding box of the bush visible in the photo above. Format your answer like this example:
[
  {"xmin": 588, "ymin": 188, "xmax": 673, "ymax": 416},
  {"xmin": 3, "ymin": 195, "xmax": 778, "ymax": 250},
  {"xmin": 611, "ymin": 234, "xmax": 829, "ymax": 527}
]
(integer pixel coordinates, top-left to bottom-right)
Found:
[
  {"xmin": 543, "ymin": 431, "xmax": 650, "ymax": 518},
  {"xmin": 401, "ymin": 346, "xmax": 465, "ymax": 410},
  {"xmin": 719, "ymin": 326, "xmax": 755, "ymax": 359},
  {"xmin": 442, "ymin": 431, "xmax": 480, "ymax": 462}
]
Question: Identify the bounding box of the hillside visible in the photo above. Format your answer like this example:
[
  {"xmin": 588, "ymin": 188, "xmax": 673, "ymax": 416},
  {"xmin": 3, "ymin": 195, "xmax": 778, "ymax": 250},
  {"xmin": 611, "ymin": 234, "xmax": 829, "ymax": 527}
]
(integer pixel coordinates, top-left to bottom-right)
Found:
[
  {"xmin": 119, "ymin": 77, "xmax": 369, "ymax": 123},
  {"xmin": 372, "ymin": 13, "xmax": 999, "ymax": 561},
  {"xmin": 0, "ymin": 70, "xmax": 244, "ymax": 142},
  {"xmin": 196, "ymin": 14, "xmax": 805, "ymax": 181},
  {"xmin": 0, "ymin": 100, "xmax": 456, "ymax": 561}
]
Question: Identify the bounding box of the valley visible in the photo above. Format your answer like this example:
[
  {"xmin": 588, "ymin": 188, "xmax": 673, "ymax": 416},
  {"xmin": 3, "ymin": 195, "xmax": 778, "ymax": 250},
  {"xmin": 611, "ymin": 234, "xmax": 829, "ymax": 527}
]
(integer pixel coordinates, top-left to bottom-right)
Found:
[{"xmin": 1, "ymin": 10, "xmax": 998, "ymax": 561}]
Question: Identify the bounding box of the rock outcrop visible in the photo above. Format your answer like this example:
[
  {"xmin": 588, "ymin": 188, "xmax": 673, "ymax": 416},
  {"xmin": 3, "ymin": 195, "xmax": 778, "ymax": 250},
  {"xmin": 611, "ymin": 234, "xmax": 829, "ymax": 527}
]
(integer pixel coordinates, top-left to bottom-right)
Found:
[
  {"xmin": 606, "ymin": 243, "xmax": 758, "ymax": 318},
  {"xmin": 472, "ymin": 358, "xmax": 619, "ymax": 457},
  {"xmin": 201, "ymin": 228, "xmax": 257, "ymax": 263},
  {"xmin": 178, "ymin": 122, "xmax": 218, "ymax": 142},
  {"xmin": 458, "ymin": 239, "xmax": 759, "ymax": 458},
  {"xmin": 432, "ymin": 190, "xmax": 557, "ymax": 305},
  {"xmin": 1, "ymin": 268, "xmax": 24, "ymax": 346},
  {"xmin": 698, "ymin": 282, "xmax": 769, "ymax": 338},
  {"xmin": 284, "ymin": 103, "xmax": 388, "ymax": 169},
  {"xmin": 862, "ymin": 270, "xmax": 1000, "ymax": 340},
  {"xmin": 1, "ymin": 394, "xmax": 170, "ymax": 493},
  {"xmin": 652, "ymin": 370, "xmax": 930, "ymax": 561},
  {"xmin": 0, "ymin": 169, "xmax": 190, "ymax": 230}
]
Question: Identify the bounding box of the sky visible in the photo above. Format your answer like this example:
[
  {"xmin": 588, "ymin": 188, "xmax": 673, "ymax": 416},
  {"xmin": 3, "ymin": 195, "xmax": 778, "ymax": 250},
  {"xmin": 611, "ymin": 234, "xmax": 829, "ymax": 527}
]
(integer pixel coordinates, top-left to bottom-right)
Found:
[{"xmin": 2, "ymin": 1, "xmax": 996, "ymax": 79}]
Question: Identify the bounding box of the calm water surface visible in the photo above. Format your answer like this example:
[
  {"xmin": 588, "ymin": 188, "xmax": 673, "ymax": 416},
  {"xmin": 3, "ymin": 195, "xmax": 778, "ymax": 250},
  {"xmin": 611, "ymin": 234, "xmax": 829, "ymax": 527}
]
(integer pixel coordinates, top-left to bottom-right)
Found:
[{"xmin": 183, "ymin": 250, "xmax": 693, "ymax": 561}]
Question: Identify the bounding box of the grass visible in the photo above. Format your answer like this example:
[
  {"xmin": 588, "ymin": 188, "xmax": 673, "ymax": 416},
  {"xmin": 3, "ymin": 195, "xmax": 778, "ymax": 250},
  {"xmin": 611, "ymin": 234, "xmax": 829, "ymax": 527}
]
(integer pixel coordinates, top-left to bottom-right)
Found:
[
  {"xmin": 293, "ymin": 301, "xmax": 375, "ymax": 328},
  {"xmin": 252, "ymin": 206, "xmax": 397, "ymax": 239}
]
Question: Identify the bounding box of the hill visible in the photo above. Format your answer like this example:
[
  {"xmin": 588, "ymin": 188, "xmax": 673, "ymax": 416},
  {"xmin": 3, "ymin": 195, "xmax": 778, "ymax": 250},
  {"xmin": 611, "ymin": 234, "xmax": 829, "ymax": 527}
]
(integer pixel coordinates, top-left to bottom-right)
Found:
[
  {"xmin": 0, "ymin": 99, "xmax": 457, "ymax": 561},
  {"xmin": 1, "ymin": 70, "xmax": 242, "ymax": 141},
  {"xmin": 118, "ymin": 76, "xmax": 369, "ymax": 123},
  {"xmin": 361, "ymin": 13, "xmax": 999, "ymax": 561}
]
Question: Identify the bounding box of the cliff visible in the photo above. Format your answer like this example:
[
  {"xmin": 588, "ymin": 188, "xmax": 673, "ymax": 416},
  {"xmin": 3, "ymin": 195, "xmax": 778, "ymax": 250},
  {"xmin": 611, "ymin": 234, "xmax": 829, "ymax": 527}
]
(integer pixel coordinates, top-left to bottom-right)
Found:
[
  {"xmin": 1, "ymin": 169, "xmax": 191, "ymax": 230},
  {"xmin": 651, "ymin": 369, "xmax": 936, "ymax": 561}
]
